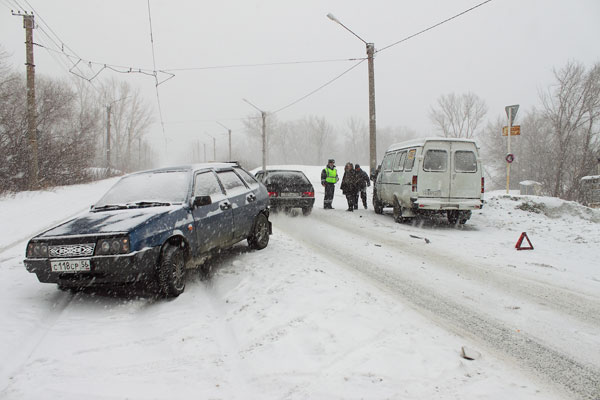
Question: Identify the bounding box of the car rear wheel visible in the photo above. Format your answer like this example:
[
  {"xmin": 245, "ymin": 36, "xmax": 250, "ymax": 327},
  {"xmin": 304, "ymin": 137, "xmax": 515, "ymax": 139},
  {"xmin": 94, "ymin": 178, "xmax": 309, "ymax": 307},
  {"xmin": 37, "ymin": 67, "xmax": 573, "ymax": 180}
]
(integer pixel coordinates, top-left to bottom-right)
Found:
[
  {"xmin": 248, "ymin": 213, "xmax": 270, "ymax": 250},
  {"xmin": 302, "ymin": 206, "xmax": 312, "ymax": 216},
  {"xmin": 158, "ymin": 244, "xmax": 186, "ymax": 297}
]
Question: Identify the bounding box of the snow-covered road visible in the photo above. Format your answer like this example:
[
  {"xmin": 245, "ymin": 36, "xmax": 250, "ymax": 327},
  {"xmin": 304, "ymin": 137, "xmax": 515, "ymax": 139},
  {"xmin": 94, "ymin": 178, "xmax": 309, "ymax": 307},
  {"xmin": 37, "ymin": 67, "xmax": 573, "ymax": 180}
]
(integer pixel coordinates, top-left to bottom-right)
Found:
[{"xmin": 1, "ymin": 167, "xmax": 599, "ymax": 400}]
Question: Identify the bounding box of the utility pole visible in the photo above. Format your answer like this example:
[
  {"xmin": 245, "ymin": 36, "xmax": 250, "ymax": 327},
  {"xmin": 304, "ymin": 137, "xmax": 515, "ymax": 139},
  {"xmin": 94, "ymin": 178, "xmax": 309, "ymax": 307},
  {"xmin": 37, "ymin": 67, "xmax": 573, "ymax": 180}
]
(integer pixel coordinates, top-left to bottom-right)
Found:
[
  {"xmin": 203, "ymin": 143, "xmax": 207, "ymax": 162},
  {"xmin": 217, "ymin": 122, "xmax": 232, "ymax": 161},
  {"xmin": 213, "ymin": 136, "xmax": 216, "ymax": 161},
  {"xmin": 327, "ymin": 13, "xmax": 377, "ymax": 174},
  {"xmin": 243, "ymin": 98, "xmax": 267, "ymax": 171},
  {"xmin": 13, "ymin": 11, "xmax": 38, "ymax": 189},
  {"xmin": 106, "ymin": 105, "xmax": 112, "ymax": 171},
  {"xmin": 366, "ymin": 42, "xmax": 377, "ymax": 174}
]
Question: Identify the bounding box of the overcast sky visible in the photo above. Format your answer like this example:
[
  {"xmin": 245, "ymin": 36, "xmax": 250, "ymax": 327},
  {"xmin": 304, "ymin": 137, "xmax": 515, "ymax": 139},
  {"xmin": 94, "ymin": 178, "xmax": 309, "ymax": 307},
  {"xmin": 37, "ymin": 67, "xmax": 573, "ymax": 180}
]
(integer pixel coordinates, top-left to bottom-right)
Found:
[{"xmin": 1, "ymin": 0, "xmax": 599, "ymax": 164}]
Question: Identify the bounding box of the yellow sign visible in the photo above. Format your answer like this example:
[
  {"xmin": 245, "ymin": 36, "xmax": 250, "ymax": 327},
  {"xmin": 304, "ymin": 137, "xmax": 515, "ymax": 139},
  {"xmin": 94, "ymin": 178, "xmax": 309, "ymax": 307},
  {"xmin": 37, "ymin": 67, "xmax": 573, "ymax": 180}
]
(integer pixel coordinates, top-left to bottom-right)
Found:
[{"xmin": 502, "ymin": 125, "xmax": 521, "ymax": 136}]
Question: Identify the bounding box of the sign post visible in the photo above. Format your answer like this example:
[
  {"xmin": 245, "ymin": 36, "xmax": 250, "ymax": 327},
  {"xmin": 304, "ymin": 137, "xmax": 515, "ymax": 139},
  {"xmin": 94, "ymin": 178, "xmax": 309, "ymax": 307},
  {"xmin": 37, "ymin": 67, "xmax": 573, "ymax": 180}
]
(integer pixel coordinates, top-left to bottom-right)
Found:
[{"xmin": 505, "ymin": 104, "xmax": 519, "ymax": 194}]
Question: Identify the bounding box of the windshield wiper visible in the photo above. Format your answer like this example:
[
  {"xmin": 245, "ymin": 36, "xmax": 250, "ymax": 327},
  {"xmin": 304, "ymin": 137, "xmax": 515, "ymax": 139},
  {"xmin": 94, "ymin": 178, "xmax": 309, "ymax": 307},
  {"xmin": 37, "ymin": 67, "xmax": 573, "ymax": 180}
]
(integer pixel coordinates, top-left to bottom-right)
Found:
[
  {"xmin": 127, "ymin": 201, "xmax": 172, "ymax": 208},
  {"xmin": 92, "ymin": 204, "xmax": 129, "ymax": 211}
]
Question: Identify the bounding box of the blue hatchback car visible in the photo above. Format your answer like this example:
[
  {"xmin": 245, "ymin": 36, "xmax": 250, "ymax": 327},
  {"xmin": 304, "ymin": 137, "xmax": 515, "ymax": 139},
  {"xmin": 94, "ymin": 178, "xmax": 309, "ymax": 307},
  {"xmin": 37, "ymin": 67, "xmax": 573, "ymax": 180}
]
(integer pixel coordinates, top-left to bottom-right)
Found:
[{"xmin": 24, "ymin": 163, "xmax": 271, "ymax": 297}]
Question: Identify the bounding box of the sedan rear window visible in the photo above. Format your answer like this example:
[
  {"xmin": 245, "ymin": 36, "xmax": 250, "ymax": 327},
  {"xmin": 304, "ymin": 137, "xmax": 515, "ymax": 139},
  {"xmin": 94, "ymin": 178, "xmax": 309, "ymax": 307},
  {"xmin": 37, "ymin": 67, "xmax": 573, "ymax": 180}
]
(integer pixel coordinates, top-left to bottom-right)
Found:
[
  {"xmin": 95, "ymin": 170, "xmax": 190, "ymax": 207},
  {"xmin": 423, "ymin": 150, "xmax": 448, "ymax": 172},
  {"xmin": 265, "ymin": 171, "xmax": 309, "ymax": 185}
]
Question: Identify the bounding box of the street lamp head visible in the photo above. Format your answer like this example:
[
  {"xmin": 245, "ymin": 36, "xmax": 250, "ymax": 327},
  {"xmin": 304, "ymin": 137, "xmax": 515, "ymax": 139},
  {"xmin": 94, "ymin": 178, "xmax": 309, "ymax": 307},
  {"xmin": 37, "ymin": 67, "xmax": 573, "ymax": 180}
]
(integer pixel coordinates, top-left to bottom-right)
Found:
[{"xmin": 326, "ymin": 13, "xmax": 339, "ymax": 23}]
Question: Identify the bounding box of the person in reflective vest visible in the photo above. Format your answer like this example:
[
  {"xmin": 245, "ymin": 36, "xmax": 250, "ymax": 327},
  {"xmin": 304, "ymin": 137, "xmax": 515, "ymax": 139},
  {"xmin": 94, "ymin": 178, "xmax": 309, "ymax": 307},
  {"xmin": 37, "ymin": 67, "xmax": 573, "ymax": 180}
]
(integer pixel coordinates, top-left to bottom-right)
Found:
[{"xmin": 321, "ymin": 159, "xmax": 338, "ymax": 209}]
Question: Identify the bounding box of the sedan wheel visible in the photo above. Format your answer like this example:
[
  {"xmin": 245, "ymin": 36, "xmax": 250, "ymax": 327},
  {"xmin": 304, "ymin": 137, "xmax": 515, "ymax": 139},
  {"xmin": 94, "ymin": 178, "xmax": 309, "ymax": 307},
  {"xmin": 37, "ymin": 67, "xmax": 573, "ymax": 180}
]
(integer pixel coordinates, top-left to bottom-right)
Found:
[
  {"xmin": 248, "ymin": 213, "xmax": 270, "ymax": 250},
  {"xmin": 158, "ymin": 244, "xmax": 185, "ymax": 297}
]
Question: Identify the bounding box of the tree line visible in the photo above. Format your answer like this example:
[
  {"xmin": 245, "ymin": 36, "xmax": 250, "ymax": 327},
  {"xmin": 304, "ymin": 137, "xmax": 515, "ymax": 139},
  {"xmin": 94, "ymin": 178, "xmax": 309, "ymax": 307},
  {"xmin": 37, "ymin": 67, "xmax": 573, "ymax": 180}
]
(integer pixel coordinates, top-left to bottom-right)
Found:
[{"xmin": 0, "ymin": 46, "xmax": 156, "ymax": 194}]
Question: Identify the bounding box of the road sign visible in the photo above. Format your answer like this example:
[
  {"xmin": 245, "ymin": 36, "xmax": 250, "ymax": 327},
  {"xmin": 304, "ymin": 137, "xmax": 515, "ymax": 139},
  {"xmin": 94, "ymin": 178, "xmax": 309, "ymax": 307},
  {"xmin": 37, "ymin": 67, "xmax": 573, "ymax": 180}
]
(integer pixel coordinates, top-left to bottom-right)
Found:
[
  {"xmin": 505, "ymin": 104, "xmax": 519, "ymax": 125},
  {"xmin": 502, "ymin": 125, "xmax": 521, "ymax": 136},
  {"xmin": 505, "ymin": 153, "xmax": 515, "ymax": 163}
]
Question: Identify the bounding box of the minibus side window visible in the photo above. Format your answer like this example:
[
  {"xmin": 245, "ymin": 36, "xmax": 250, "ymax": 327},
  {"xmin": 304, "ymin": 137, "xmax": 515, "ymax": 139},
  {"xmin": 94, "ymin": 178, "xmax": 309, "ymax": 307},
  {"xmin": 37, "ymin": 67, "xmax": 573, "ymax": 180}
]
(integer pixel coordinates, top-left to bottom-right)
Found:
[
  {"xmin": 393, "ymin": 151, "xmax": 406, "ymax": 171},
  {"xmin": 382, "ymin": 152, "xmax": 396, "ymax": 171},
  {"xmin": 454, "ymin": 151, "xmax": 477, "ymax": 172},
  {"xmin": 404, "ymin": 149, "xmax": 416, "ymax": 171},
  {"xmin": 423, "ymin": 150, "xmax": 447, "ymax": 172}
]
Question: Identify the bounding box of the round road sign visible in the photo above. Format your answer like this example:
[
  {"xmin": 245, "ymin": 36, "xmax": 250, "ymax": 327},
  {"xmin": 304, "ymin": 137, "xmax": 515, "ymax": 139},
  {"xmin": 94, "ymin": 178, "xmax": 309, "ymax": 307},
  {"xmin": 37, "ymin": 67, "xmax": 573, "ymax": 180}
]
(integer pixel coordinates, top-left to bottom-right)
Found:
[{"xmin": 505, "ymin": 153, "xmax": 515, "ymax": 163}]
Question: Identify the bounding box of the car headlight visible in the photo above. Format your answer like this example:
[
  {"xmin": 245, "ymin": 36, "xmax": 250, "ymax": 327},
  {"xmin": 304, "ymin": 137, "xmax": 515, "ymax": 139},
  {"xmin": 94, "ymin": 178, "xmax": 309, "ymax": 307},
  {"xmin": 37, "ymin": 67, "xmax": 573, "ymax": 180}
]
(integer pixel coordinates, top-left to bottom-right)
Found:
[
  {"xmin": 26, "ymin": 242, "xmax": 48, "ymax": 258},
  {"xmin": 95, "ymin": 237, "xmax": 130, "ymax": 255}
]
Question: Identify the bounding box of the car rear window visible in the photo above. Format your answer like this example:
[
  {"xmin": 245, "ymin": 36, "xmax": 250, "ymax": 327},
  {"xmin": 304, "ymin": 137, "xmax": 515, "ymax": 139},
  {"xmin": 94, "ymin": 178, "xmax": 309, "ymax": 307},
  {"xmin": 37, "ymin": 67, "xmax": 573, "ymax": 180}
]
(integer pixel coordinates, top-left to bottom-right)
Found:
[
  {"xmin": 423, "ymin": 150, "xmax": 448, "ymax": 172},
  {"xmin": 235, "ymin": 167, "xmax": 260, "ymax": 188},
  {"xmin": 454, "ymin": 151, "xmax": 477, "ymax": 172},
  {"xmin": 95, "ymin": 170, "xmax": 190, "ymax": 206},
  {"xmin": 265, "ymin": 171, "xmax": 309, "ymax": 185},
  {"xmin": 217, "ymin": 170, "xmax": 248, "ymax": 196}
]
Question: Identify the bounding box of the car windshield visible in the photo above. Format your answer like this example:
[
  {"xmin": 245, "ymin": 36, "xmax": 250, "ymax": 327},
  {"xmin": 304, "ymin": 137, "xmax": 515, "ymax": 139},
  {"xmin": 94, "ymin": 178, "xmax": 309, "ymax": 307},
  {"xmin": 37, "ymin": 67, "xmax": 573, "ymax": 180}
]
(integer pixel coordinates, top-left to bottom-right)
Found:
[
  {"xmin": 94, "ymin": 170, "xmax": 190, "ymax": 208},
  {"xmin": 265, "ymin": 171, "xmax": 309, "ymax": 185}
]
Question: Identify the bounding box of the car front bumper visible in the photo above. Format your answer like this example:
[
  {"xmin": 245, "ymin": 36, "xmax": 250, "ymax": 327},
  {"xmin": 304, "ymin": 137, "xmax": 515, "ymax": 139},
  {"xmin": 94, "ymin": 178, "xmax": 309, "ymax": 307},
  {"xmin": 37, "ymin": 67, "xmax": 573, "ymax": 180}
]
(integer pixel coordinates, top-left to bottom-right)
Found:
[{"xmin": 24, "ymin": 246, "xmax": 161, "ymax": 286}]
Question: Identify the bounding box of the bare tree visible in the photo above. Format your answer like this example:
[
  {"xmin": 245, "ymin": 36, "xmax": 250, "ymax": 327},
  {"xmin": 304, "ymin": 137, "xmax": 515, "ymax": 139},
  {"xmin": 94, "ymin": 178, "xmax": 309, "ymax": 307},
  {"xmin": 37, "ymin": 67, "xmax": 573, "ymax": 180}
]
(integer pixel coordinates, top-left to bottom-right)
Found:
[
  {"xmin": 99, "ymin": 79, "xmax": 154, "ymax": 172},
  {"xmin": 430, "ymin": 92, "xmax": 488, "ymax": 138},
  {"xmin": 541, "ymin": 61, "xmax": 600, "ymax": 199},
  {"xmin": 343, "ymin": 117, "xmax": 368, "ymax": 163}
]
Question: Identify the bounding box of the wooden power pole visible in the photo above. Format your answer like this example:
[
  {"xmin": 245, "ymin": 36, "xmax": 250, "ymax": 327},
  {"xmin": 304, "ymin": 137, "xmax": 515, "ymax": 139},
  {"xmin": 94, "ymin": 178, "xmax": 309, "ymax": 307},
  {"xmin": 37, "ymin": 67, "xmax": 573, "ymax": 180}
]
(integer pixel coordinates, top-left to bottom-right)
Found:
[{"xmin": 13, "ymin": 11, "xmax": 39, "ymax": 189}]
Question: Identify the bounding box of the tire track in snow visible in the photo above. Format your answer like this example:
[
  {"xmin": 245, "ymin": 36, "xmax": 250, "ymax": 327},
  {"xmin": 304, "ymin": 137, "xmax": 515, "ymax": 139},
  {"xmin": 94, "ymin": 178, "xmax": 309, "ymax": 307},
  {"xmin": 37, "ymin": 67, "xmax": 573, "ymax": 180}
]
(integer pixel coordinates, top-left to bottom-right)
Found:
[
  {"xmin": 317, "ymin": 212, "xmax": 600, "ymax": 326},
  {"xmin": 276, "ymin": 215, "xmax": 600, "ymax": 400},
  {"xmin": 0, "ymin": 291, "xmax": 74, "ymax": 397}
]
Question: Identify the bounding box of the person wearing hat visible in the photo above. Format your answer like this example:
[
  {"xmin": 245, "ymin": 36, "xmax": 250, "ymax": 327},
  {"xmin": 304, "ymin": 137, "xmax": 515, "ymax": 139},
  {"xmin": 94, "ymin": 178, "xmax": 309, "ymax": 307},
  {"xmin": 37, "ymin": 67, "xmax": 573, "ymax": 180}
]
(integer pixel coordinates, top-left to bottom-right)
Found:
[
  {"xmin": 321, "ymin": 159, "xmax": 338, "ymax": 209},
  {"xmin": 354, "ymin": 164, "xmax": 370, "ymax": 209},
  {"xmin": 340, "ymin": 162, "xmax": 359, "ymax": 211}
]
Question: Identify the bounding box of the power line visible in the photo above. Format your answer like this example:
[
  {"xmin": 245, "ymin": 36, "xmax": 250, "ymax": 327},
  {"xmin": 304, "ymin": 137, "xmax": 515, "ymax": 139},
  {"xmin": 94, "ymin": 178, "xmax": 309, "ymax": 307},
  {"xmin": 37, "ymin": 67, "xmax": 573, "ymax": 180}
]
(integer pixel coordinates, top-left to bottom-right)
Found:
[
  {"xmin": 273, "ymin": 58, "xmax": 366, "ymax": 115},
  {"xmin": 162, "ymin": 58, "xmax": 365, "ymax": 72},
  {"xmin": 377, "ymin": 0, "xmax": 493, "ymax": 53},
  {"xmin": 146, "ymin": 0, "xmax": 167, "ymax": 144}
]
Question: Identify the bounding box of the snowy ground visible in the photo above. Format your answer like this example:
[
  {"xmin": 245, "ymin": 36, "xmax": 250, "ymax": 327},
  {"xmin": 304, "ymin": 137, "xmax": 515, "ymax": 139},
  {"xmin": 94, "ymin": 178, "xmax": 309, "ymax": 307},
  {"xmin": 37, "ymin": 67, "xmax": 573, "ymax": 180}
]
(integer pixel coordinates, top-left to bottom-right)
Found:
[{"xmin": 0, "ymin": 166, "xmax": 599, "ymax": 400}]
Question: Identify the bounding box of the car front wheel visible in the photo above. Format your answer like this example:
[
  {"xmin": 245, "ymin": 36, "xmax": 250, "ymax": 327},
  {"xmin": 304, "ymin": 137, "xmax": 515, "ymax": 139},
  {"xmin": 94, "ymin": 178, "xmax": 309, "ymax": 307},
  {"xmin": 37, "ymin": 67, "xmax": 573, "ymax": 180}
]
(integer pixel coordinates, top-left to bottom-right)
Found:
[
  {"xmin": 158, "ymin": 244, "xmax": 186, "ymax": 297},
  {"xmin": 248, "ymin": 213, "xmax": 270, "ymax": 250}
]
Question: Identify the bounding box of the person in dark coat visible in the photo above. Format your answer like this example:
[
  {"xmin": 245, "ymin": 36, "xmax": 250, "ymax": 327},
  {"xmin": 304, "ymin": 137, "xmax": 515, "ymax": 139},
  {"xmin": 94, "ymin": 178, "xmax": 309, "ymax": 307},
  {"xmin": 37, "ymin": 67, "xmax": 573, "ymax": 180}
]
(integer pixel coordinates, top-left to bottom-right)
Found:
[
  {"xmin": 340, "ymin": 162, "xmax": 359, "ymax": 211},
  {"xmin": 354, "ymin": 164, "xmax": 371, "ymax": 209}
]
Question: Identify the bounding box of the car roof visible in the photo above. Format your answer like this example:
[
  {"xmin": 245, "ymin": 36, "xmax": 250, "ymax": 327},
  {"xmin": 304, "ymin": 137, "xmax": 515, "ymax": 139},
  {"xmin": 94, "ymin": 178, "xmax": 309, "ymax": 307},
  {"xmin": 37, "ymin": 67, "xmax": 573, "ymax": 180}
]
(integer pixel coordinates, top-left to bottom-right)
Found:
[
  {"xmin": 129, "ymin": 162, "xmax": 239, "ymax": 176},
  {"xmin": 386, "ymin": 137, "xmax": 479, "ymax": 153},
  {"xmin": 260, "ymin": 169, "xmax": 305, "ymax": 174}
]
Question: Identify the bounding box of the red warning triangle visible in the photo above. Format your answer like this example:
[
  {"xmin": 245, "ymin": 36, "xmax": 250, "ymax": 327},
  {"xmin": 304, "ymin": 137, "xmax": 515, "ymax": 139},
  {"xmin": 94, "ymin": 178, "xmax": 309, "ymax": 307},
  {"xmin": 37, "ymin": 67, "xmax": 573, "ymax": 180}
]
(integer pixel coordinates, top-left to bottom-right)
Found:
[{"xmin": 515, "ymin": 232, "xmax": 534, "ymax": 250}]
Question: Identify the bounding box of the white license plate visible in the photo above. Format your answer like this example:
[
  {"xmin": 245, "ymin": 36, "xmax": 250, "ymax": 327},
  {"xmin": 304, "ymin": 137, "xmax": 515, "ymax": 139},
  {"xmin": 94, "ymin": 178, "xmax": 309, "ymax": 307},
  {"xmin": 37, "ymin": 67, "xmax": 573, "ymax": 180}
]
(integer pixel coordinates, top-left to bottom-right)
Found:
[
  {"xmin": 280, "ymin": 192, "xmax": 299, "ymax": 197},
  {"xmin": 51, "ymin": 259, "xmax": 91, "ymax": 273}
]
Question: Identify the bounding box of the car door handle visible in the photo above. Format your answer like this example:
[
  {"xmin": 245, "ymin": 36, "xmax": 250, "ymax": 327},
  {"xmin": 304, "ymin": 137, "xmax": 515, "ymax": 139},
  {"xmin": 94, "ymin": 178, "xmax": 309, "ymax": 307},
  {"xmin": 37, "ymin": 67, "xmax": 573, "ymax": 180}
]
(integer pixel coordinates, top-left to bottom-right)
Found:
[
  {"xmin": 219, "ymin": 201, "xmax": 231, "ymax": 210},
  {"xmin": 247, "ymin": 194, "xmax": 256, "ymax": 202}
]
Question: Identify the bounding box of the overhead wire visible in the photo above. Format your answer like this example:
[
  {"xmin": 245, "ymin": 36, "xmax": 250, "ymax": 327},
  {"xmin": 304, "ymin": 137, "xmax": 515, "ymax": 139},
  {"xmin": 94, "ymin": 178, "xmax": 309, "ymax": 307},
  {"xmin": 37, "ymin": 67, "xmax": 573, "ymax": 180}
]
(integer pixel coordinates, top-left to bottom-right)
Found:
[
  {"xmin": 377, "ymin": 0, "xmax": 493, "ymax": 54},
  {"xmin": 162, "ymin": 58, "xmax": 365, "ymax": 72},
  {"xmin": 272, "ymin": 58, "xmax": 366, "ymax": 115},
  {"xmin": 146, "ymin": 0, "xmax": 167, "ymax": 144}
]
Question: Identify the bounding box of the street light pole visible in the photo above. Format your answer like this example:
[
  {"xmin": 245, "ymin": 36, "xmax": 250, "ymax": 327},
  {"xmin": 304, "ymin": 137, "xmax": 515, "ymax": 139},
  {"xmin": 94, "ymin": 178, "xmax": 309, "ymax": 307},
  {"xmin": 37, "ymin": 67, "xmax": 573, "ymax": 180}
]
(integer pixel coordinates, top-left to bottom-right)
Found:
[
  {"xmin": 242, "ymin": 98, "xmax": 267, "ymax": 171},
  {"xmin": 217, "ymin": 122, "xmax": 232, "ymax": 161},
  {"xmin": 327, "ymin": 13, "xmax": 377, "ymax": 174}
]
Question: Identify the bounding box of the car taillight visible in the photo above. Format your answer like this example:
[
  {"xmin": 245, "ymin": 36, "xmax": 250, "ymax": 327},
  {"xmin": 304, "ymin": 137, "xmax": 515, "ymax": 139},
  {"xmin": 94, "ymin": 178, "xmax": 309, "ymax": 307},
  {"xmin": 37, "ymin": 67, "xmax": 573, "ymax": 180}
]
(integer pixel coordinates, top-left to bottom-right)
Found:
[
  {"xmin": 481, "ymin": 177, "xmax": 485, "ymax": 194},
  {"xmin": 412, "ymin": 176, "xmax": 418, "ymax": 192},
  {"xmin": 268, "ymin": 192, "xmax": 278, "ymax": 197},
  {"xmin": 302, "ymin": 191, "xmax": 314, "ymax": 197}
]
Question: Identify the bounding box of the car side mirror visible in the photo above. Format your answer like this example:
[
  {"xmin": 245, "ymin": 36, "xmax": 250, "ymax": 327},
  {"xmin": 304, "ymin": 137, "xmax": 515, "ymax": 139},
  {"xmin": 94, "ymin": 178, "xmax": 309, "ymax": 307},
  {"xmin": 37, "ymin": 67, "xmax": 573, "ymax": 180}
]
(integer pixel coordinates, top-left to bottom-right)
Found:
[{"xmin": 193, "ymin": 195, "xmax": 212, "ymax": 208}]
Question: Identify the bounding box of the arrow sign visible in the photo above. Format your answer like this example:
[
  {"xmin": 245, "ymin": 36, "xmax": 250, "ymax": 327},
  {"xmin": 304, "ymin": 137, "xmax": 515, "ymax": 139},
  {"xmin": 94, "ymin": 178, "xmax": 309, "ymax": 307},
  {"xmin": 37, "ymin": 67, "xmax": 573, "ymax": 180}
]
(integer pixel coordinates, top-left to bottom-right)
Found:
[{"xmin": 505, "ymin": 104, "xmax": 519, "ymax": 125}]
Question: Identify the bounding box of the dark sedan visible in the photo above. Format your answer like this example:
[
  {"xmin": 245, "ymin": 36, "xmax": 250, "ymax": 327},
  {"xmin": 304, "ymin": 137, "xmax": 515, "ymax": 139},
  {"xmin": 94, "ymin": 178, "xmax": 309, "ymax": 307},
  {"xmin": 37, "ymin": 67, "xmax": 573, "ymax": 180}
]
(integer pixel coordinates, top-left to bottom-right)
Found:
[
  {"xmin": 24, "ymin": 163, "xmax": 271, "ymax": 297},
  {"xmin": 254, "ymin": 169, "xmax": 315, "ymax": 215}
]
